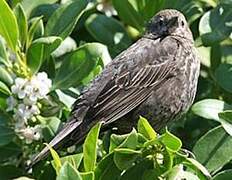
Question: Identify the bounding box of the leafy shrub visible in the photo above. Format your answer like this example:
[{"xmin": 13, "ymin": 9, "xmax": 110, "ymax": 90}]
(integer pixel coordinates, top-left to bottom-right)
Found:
[{"xmin": 0, "ymin": 0, "xmax": 231, "ymax": 179}]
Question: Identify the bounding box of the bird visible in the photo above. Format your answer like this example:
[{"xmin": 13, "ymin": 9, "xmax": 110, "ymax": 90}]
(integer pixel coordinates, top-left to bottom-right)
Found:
[{"xmin": 30, "ymin": 9, "xmax": 200, "ymax": 166}]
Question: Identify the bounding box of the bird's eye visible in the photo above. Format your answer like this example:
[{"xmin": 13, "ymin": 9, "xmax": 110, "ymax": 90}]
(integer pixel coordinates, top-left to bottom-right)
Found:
[
  {"xmin": 158, "ymin": 19, "xmax": 164, "ymax": 26},
  {"xmin": 181, "ymin": 20, "xmax": 185, "ymax": 27}
]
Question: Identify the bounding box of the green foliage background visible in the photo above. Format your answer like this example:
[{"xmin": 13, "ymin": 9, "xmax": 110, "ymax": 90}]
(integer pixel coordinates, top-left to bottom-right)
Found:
[{"xmin": 0, "ymin": 0, "xmax": 232, "ymax": 179}]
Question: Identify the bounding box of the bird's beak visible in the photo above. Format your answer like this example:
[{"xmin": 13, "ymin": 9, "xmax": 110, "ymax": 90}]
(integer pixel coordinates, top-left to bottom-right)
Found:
[{"xmin": 168, "ymin": 16, "xmax": 178, "ymax": 28}]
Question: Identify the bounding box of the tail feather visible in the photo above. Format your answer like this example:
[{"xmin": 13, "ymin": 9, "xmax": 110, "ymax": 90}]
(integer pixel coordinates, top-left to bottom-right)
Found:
[{"xmin": 28, "ymin": 119, "xmax": 83, "ymax": 169}]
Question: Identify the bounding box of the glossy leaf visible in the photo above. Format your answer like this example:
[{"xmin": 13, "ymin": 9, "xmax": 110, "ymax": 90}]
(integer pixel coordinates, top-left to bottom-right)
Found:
[
  {"xmin": 0, "ymin": 38, "xmax": 9, "ymax": 66},
  {"xmin": 14, "ymin": 4, "xmax": 28, "ymax": 48},
  {"xmin": 193, "ymin": 126, "xmax": 232, "ymax": 172},
  {"xmin": 27, "ymin": 36, "xmax": 61, "ymax": 74},
  {"xmin": 0, "ymin": 165, "xmax": 23, "ymax": 180},
  {"xmin": 26, "ymin": 40, "xmax": 44, "ymax": 74},
  {"xmin": 86, "ymin": 13, "xmax": 131, "ymax": 57},
  {"xmin": 137, "ymin": 116, "xmax": 157, "ymax": 140},
  {"xmin": 192, "ymin": 99, "xmax": 232, "ymax": 121},
  {"xmin": 21, "ymin": 0, "xmax": 58, "ymax": 17},
  {"xmin": 94, "ymin": 153, "xmax": 121, "ymax": 180},
  {"xmin": 120, "ymin": 159, "xmax": 154, "ymax": 180},
  {"xmin": 80, "ymin": 171, "xmax": 94, "ymax": 180},
  {"xmin": 0, "ymin": 66, "xmax": 13, "ymax": 86},
  {"xmin": 199, "ymin": 5, "xmax": 232, "ymax": 45},
  {"xmin": 41, "ymin": 117, "xmax": 61, "ymax": 142},
  {"xmin": 0, "ymin": 81, "xmax": 11, "ymax": 96},
  {"xmin": 27, "ymin": 16, "xmax": 43, "ymax": 47},
  {"xmin": 0, "ymin": 124, "xmax": 14, "ymax": 146},
  {"xmin": 185, "ymin": 158, "xmax": 211, "ymax": 178},
  {"xmin": 109, "ymin": 129, "xmax": 138, "ymax": 152},
  {"xmin": 57, "ymin": 162, "xmax": 82, "ymax": 180},
  {"xmin": 159, "ymin": 130, "xmax": 182, "ymax": 152},
  {"xmin": 45, "ymin": 143, "xmax": 61, "ymax": 175},
  {"xmin": 55, "ymin": 89, "xmax": 76, "ymax": 109},
  {"xmin": 215, "ymin": 63, "xmax": 232, "ymax": 93},
  {"xmin": 83, "ymin": 122, "xmax": 102, "ymax": 172},
  {"xmin": 114, "ymin": 148, "xmax": 141, "ymax": 170},
  {"xmin": 109, "ymin": 134, "xmax": 129, "ymax": 152},
  {"xmin": 45, "ymin": 0, "xmax": 87, "ymax": 39},
  {"xmin": 112, "ymin": 0, "xmax": 144, "ymax": 31},
  {"xmin": 51, "ymin": 36, "xmax": 77, "ymax": 58},
  {"xmin": 53, "ymin": 43, "xmax": 109, "ymax": 89},
  {"xmin": 218, "ymin": 110, "xmax": 232, "ymax": 136},
  {"xmin": 168, "ymin": 165, "xmax": 199, "ymax": 180},
  {"xmin": 0, "ymin": 142, "xmax": 21, "ymax": 162},
  {"xmin": 0, "ymin": 0, "xmax": 19, "ymax": 52},
  {"xmin": 213, "ymin": 169, "xmax": 232, "ymax": 180}
]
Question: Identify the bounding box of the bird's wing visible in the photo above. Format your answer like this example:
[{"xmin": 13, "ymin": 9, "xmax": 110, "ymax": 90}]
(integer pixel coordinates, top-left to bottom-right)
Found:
[
  {"xmin": 86, "ymin": 61, "xmax": 175, "ymax": 126},
  {"xmin": 73, "ymin": 37, "xmax": 179, "ymax": 126}
]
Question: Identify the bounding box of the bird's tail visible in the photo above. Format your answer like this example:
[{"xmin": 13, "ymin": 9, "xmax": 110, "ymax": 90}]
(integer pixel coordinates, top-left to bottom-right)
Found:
[{"xmin": 28, "ymin": 118, "xmax": 83, "ymax": 169}]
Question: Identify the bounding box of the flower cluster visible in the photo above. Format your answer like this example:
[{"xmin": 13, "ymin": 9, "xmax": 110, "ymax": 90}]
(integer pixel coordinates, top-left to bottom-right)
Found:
[{"xmin": 7, "ymin": 72, "xmax": 52, "ymax": 143}]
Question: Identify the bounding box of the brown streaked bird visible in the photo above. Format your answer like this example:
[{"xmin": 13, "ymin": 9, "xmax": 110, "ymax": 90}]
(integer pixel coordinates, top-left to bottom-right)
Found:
[{"xmin": 31, "ymin": 9, "xmax": 200, "ymax": 166}]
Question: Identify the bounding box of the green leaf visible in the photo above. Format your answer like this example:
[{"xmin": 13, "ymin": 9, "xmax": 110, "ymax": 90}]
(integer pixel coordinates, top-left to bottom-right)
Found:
[
  {"xmin": 53, "ymin": 43, "xmax": 108, "ymax": 89},
  {"xmin": 199, "ymin": 5, "xmax": 232, "ymax": 45},
  {"xmin": 26, "ymin": 40, "xmax": 44, "ymax": 74},
  {"xmin": 168, "ymin": 165, "xmax": 200, "ymax": 180},
  {"xmin": 86, "ymin": 13, "xmax": 131, "ymax": 57},
  {"xmin": 215, "ymin": 63, "xmax": 232, "ymax": 93},
  {"xmin": 0, "ymin": 0, "xmax": 19, "ymax": 52},
  {"xmin": 55, "ymin": 89, "xmax": 76, "ymax": 109},
  {"xmin": 0, "ymin": 165, "xmax": 23, "ymax": 180},
  {"xmin": 94, "ymin": 153, "xmax": 121, "ymax": 180},
  {"xmin": 162, "ymin": 0, "xmax": 203, "ymax": 24},
  {"xmin": 80, "ymin": 171, "xmax": 94, "ymax": 180},
  {"xmin": 27, "ymin": 16, "xmax": 43, "ymax": 48},
  {"xmin": 40, "ymin": 117, "xmax": 61, "ymax": 142},
  {"xmin": 27, "ymin": 36, "xmax": 61, "ymax": 74},
  {"xmin": 0, "ymin": 124, "xmax": 14, "ymax": 146},
  {"xmin": 192, "ymin": 99, "xmax": 232, "ymax": 121},
  {"xmin": 0, "ymin": 66, "xmax": 13, "ymax": 86},
  {"xmin": 114, "ymin": 148, "xmax": 141, "ymax": 170},
  {"xmin": 120, "ymin": 159, "xmax": 154, "ymax": 180},
  {"xmin": 0, "ymin": 142, "xmax": 21, "ymax": 162},
  {"xmin": 21, "ymin": 0, "xmax": 59, "ymax": 17},
  {"xmin": 83, "ymin": 122, "xmax": 102, "ymax": 172},
  {"xmin": 185, "ymin": 158, "xmax": 211, "ymax": 178},
  {"xmin": 0, "ymin": 38, "xmax": 9, "ymax": 66},
  {"xmin": 40, "ymin": 55, "xmax": 56, "ymax": 79},
  {"xmin": 57, "ymin": 162, "xmax": 82, "ymax": 180},
  {"xmin": 51, "ymin": 36, "xmax": 77, "ymax": 58},
  {"xmin": 137, "ymin": 116, "xmax": 157, "ymax": 140},
  {"xmin": 0, "ymin": 81, "xmax": 11, "ymax": 96},
  {"xmin": 45, "ymin": 0, "xmax": 87, "ymax": 39},
  {"xmin": 109, "ymin": 134, "xmax": 129, "ymax": 152},
  {"xmin": 193, "ymin": 126, "xmax": 232, "ymax": 172},
  {"xmin": 213, "ymin": 169, "xmax": 232, "ymax": 180},
  {"xmin": 159, "ymin": 130, "xmax": 182, "ymax": 152},
  {"xmin": 112, "ymin": 0, "xmax": 144, "ymax": 32},
  {"xmin": 60, "ymin": 153, "xmax": 83, "ymax": 170},
  {"xmin": 45, "ymin": 143, "xmax": 61, "ymax": 175},
  {"xmin": 14, "ymin": 4, "xmax": 27, "ymax": 48},
  {"xmin": 218, "ymin": 110, "xmax": 232, "ymax": 136},
  {"xmin": 52, "ymin": 153, "xmax": 83, "ymax": 172},
  {"xmin": 110, "ymin": 129, "xmax": 138, "ymax": 152}
]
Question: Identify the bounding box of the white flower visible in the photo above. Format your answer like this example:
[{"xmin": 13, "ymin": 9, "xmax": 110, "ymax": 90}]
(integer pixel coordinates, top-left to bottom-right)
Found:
[
  {"xmin": 6, "ymin": 96, "xmax": 17, "ymax": 111},
  {"xmin": 14, "ymin": 104, "xmax": 31, "ymax": 122},
  {"xmin": 29, "ymin": 104, "xmax": 40, "ymax": 115},
  {"xmin": 11, "ymin": 78, "xmax": 27, "ymax": 99},
  {"xmin": 10, "ymin": 72, "xmax": 52, "ymax": 143},
  {"xmin": 30, "ymin": 72, "xmax": 52, "ymax": 99},
  {"xmin": 18, "ymin": 125, "xmax": 42, "ymax": 144}
]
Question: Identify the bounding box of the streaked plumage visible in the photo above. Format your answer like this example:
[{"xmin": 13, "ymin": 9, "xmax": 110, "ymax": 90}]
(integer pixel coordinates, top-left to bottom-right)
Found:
[{"xmin": 31, "ymin": 9, "xmax": 200, "ymax": 166}]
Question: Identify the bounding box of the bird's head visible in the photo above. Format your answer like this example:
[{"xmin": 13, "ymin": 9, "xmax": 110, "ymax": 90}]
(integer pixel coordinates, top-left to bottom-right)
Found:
[{"xmin": 144, "ymin": 9, "xmax": 193, "ymax": 42}]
